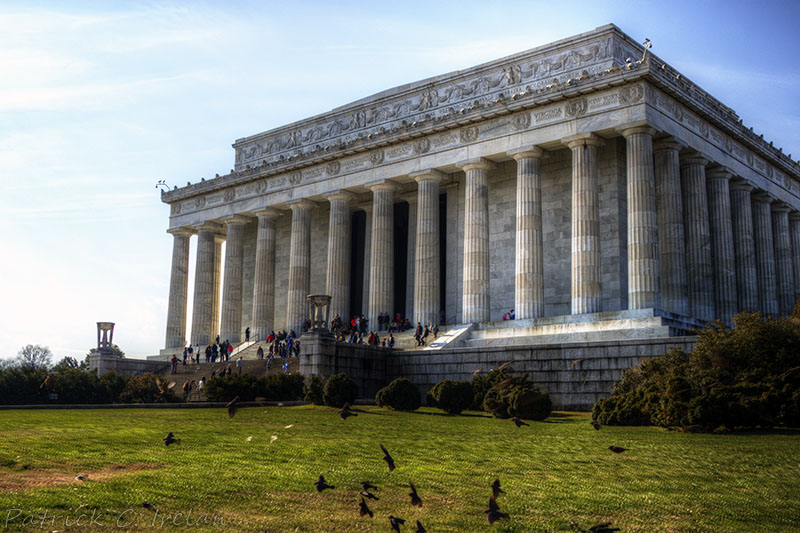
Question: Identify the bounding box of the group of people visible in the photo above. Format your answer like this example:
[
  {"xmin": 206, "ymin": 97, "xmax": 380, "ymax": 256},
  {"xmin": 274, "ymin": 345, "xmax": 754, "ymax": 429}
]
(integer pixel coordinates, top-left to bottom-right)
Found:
[
  {"xmin": 260, "ymin": 329, "xmax": 301, "ymax": 359},
  {"xmin": 325, "ymin": 312, "xmax": 439, "ymax": 349},
  {"xmin": 501, "ymin": 309, "xmax": 516, "ymax": 321}
]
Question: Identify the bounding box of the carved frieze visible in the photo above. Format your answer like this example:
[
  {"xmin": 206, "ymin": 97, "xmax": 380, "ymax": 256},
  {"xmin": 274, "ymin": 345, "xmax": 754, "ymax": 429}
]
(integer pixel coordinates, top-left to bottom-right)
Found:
[
  {"xmin": 460, "ymin": 126, "xmax": 479, "ymax": 143},
  {"xmin": 325, "ymin": 161, "xmax": 341, "ymax": 176},
  {"xmin": 565, "ymin": 98, "xmax": 588, "ymax": 117}
]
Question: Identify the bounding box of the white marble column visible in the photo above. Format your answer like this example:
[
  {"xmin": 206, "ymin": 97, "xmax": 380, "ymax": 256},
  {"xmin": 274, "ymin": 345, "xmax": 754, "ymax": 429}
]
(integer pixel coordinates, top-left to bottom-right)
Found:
[
  {"xmin": 458, "ymin": 158, "xmax": 494, "ymax": 323},
  {"xmin": 367, "ymin": 181, "xmax": 397, "ymax": 329},
  {"xmin": 752, "ymin": 192, "xmax": 778, "ymax": 316},
  {"xmin": 220, "ymin": 216, "xmax": 248, "ymax": 343},
  {"xmin": 653, "ymin": 137, "xmax": 688, "ymax": 316},
  {"xmin": 791, "ymin": 212, "xmax": 800, "ymax": 303},
  {"xmin": 730, "ymin": 180, "xmax": 759, "ymax": 312},
  {"xmin": 361, "ymin": 205, "xmax": 373, "ymax": 316},
  {"xmin": 680, "ymin": 154, "xmax": 714, "ymax": 323},
  {"xmin": 287, "ymin": 199, "xmax": 315, "ymax": 333},
  {"xmin": 411, "ymin": 170, "xmax": 445, "ymax": 326},
  {"xmin": 252, "ymin": 208, "xmax": 280, "ymax": 341},
  {"xmin": 164, "ymin": 227, "xmax": 194, "ymax": 349},
  {"xmin": 190, "ymin": 222, "xmax": 223, "ymax": 346},
  {"xmin": 619, "ymin": 124, "xmax": 660, "ymax": 310},
  {"xmin": 325, "ymin": 191, "xmax": 355, "ymax": 323},
  {"xmin": 772, "ymin": 203, "xmax": 795, "ymax": 316},
  {"xmin": 563, "ymin": 134, "xmax": 602, "ymax": 315},
  {"xmin": 706, "ymin": 166, "xmax": 737, "ymax": 324},
  {"xmin": 405, "ymin": 197, "xmax": 418, "ymax": 323},
  {"xmin": 508, "ymin": 147, "xmax": 545, "ymax": 319}
]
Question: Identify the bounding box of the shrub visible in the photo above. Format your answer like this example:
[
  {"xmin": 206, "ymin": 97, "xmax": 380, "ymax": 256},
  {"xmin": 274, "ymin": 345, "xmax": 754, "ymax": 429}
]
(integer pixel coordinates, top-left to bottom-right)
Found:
[
  {"xmin": 323, "ymin": 373, "xmax": 358, "ymax": 408},
  {"xmin": 376, "ymin": 378, "xmax": 420, "ymax": 411},
  {"xmin": 119, "ymin": 374, "xmax": 181, "ymax": 403},
  {"xmin": 304, "ymin": 376, "xmax": 325, "ymax": 405},
  {"xmin": 426, "ymin": 381, "xmax": 444, "ymax": 407},
  {"xmin": 0, "ymin": 366, "xmax": 49, "ymax": 405},
  {"xmin": 51, "ymin": 368, "xmax": 103, "ymax": 404},
  {"xmin": 260, "ymin": 373, "xmax": 304, "ymax": 401},
  {"xmin": 204, "ymin": 373, "xmax": 304, "ymax": 402},
  {"xmin": 471, "ymin": 367, "xmax": 507, "ymax": 410},
  {"xmin": 482, "ymin": 373, "xmax": 551, "ymax": 420},
  {"xmin": 593, "ymin": 310, "xmax": 800, "ymax": 430},
  {"xmin": 98, "ymin": 371, "xmax": 128, "ymax": 403},
  {"xmin": 433, "ymin": 380, "xmax": 473, "ymax": 414}
]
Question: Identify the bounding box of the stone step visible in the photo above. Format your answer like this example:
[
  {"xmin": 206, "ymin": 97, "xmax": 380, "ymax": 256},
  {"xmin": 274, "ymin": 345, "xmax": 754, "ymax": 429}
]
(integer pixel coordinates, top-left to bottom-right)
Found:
[{"xmin": 462, "ymin": 326, "xmax": 677, "ymax": 347}]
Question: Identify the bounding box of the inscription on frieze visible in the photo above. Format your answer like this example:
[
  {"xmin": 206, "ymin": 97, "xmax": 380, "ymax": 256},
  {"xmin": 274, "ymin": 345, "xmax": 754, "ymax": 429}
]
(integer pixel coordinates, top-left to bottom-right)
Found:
[{"xmin": 534, "ymin": 107, "xmax": 563, "ymax": 124}]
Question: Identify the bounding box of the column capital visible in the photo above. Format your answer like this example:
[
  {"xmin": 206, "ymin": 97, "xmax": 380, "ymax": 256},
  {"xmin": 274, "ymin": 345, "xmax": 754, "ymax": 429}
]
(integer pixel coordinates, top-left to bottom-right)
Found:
[
  {"xmin": 789, "ymin": 211, "xmax": 800, "ymax": 221},
  {"xmin": 615, "ymin": 120, "xmax": 656, "ymax": 138},
  {"xmin": 561, "ymin": 132, "xmax": 603, "ymax": 150},
  {"xmin": 753, "ymin": 191, "xmax": 774, "ymax": 204},
  {"xmin": 221, "ymin": 214, "xmax": 251, "ymax": 226},
  {"xmin": 287, "ymin": 198, "xmax": 318, "ymax": 211},
  {"xmin": 324, "ymin": 189, "xmax": 357, "ymax": 202},
  {"xmin": 706, "ymin": 165, "xmax": 734, "ymax": 180},
  {"xmin": 193, "ymin": 221, "xmax": 224, "ymax": 235},
  {"xmin": 771, "ymin": 202, "xmax": 792, "ymax": 213},
  {"xmin": 507, "ymin": 145, "xmax": 545, "ymax": 160},
  {"xmin": 729, "ymin": 178, "xmax": 753, "ymax": 192},
  {"xmin": 167, "ymin": 226, "xmax": 195, "ymax": 237},
  {"xmin": 253, "ymin": 207, "xmax": 283, "ymax": 220},
  {"xmin": 679, "ymin": 152, "xmax": 709, "ymax": 168},
  {"xmin": 456, "ymin": 157, "xmax": 495, "ymax": 172},
  {"xmin": 410, "ymin": 169, "xmax": 446, "ymax": 184},
  {"xmin": 653, "ymin": 136, "xmax": 686, "ymax": 152},
  {"xmin": 366, "ymin": 180, "xmax": 399, "ymax": 193}
]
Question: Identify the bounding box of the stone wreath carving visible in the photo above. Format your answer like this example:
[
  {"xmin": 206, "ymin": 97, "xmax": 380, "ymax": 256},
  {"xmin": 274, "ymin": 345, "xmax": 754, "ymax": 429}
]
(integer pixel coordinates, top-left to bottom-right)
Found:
[
  {"xmin": 195, "ymin": 197, "xmax": 206, "ymax": 209},
  {"xmin": 170, "ymin": 203, "xmax": 181, "ymax": 215},
  {"xmin": 512, "ymin": 113, "xmax": 532, "ymax": 131},
  {"xmin": 565, "ymin": 98, "xmax": 588, "ymax": 117},
  {"xmin": 224, "ymin": 189, "xmax": 235, "ymax": 202},
  {"xmin": 369, "ymin": 150, "xmax": 385, "ymax": 165},
  {"xmin": 460, "ymin": 126, "xmax": 479, "ymax": 143},
  {"xmin": 619, "ymin": 85, "xmax": 644, "ymax": 104},
  {"xmin": 326, "ymin": 161, "xmax": 341, "ymax": 176},
  {"xmin": 413, "ymin": 138, "xmax": 431, "ymax": 155}
]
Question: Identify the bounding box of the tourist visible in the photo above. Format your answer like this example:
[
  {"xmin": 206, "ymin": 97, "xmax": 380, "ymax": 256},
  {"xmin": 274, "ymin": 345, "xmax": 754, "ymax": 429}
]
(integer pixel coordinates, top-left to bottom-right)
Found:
[
  {"xmin": 198, "ymin": 377, "xmax": 205, "ymax": 393},
  {"xmin": 388, "ymin": 333, "xmax": 395, "ymax": 348},
  {"xmin": 237, "ymin": 356, "xmax": 243, "ymax": 374},
  {"xmin": 245, "ymin": 327, "xmax": 250, "ymax": 342},
  {"xmin": 183, "ymin": 347, "xmax": 188, "ymax": 365},
  {"xmin": 226, "ymin": 341, "xmax": 233, "ymax": 361},
  {"xmin": 257, "ymin": 345, "xmax": 264, "ymax": 359},
  {"xmin": 433, "ymin": 324, "xmax": 439, "ymax": 339},
  {"xmin": 170, "ymin": 355, "xmax": 179, "ymax": 374},
  {"xmin": 293, "ymin": 340, "xmax": 301, "ymax": 357},
  {"xmin": 187, "ymin": 344, "xmax": 194, "ymax": 363}
]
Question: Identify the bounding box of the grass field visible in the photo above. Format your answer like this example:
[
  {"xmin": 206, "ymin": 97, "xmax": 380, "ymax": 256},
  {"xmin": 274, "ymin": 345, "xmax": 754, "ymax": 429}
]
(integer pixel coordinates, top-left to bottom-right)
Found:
[{"xmin": 0, "ymin": 406, "xmax": 798, "ymax": 532}]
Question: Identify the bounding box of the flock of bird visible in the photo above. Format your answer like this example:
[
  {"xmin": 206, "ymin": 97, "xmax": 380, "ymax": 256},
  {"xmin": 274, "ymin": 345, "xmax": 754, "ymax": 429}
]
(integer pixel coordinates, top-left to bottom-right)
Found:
[{"xmin": 153, "ymin": 394, "xmax": 627, "ymax": 530}]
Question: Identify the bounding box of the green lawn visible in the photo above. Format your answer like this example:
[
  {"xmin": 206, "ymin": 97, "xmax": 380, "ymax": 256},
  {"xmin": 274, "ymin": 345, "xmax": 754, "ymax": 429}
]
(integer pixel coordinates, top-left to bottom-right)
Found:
[{"xmin": 0, "ymin": 406, "xmax": 798, "ymax": 532}]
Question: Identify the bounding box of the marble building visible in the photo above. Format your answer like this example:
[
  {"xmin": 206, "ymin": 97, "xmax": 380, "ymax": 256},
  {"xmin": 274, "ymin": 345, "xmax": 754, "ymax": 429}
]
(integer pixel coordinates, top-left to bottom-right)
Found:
[{"xmin": 160, "ymin": 24, "xmax": 800, "ymax": 354}]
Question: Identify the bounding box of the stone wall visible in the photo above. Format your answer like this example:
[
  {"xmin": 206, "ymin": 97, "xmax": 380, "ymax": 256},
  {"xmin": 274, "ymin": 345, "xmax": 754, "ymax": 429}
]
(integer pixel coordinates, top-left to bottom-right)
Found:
[
  {"xmin": 300, "ymin": 335, "xmax": 696, "ymax": 411},
  {"xmin": 88, "ymin": 353, "xmax": 170, "ymax": 377}
]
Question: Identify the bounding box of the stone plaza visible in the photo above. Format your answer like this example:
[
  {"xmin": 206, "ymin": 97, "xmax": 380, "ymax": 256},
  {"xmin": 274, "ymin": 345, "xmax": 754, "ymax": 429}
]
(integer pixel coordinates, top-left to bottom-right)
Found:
[{"xmin": 155, "ymin": 25, "xmax": 800, "ymax": 407}]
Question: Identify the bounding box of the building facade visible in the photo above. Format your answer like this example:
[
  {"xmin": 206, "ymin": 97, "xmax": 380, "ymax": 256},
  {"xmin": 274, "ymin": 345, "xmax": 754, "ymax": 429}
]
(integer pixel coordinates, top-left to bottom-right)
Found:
[{"xmin": 160, "ymin": 24, "xmax": 800, "ymax": 352}]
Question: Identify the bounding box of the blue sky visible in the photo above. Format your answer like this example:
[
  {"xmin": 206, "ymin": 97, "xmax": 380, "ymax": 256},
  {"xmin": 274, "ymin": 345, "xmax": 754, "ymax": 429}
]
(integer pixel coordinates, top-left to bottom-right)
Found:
[{"xmin": 1, "ymin": 0, "xmax": 798, "ymax": 361}]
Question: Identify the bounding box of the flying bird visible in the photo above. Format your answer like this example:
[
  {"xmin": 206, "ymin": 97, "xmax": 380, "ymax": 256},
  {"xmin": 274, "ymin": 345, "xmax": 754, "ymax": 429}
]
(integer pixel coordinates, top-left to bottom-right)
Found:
[
  {"xmin": 512, "ymin": 417, "xmax": 529, "ymax": 428},
  {"xmin": 141, "ymin": 501, "xmax": 156, "ymax": 512},
  {"xmin": 226, "ymin": 396, "xmax": 240, "ymax": 419},
  {"xmin": 485, "ymin": 496, "xmax": 509, "ymax": 524},
  {"xmin": 491, "ymin": 478, "xmax": 505, "ymax": 498},
  {"xmin": 380, "ymin": 444, "xmax": 396, "ymax": 471},
  {"xmin": 389, "ymin": 516, "xmax": 406, "ymax": 532},
  {"xmin": 314, "ymin": 475, "xmax": 335, "ymax": 492},
  {"xmin": 339, "ymin": 403, "xmax": 358, "ymax": 420},
  {"xmin": 590, "ymin": 421, "xmax": 601, "ymax": 431},
  {"xmin": 409, "ymin": 481, "xmax": 423, "ymax": 507},
  {"xmin": 608, "ymin": 446, "xmax": 627, "ymax": 454},
  {"xmin": 359, "ymin": 497, "xmax": 373, "ymax": 518},
  {"xmin": 163, "ymin": 432, "xmax": 179, "ymax": 446},
  {"xmin": 360, "ymin": 490, "xmax": 379, "ymax": 501},
  {"xmin": 360, "ymin": 481, "xmax": 377, "ymax": 491},
  {"xmin": 414, "ymin": 520, "xmax": 427, "ymax": 533}
]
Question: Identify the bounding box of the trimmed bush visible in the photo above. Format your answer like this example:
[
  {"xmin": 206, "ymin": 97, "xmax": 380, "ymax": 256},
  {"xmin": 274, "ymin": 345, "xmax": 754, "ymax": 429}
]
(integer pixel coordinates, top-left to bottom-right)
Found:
[
  {"xmin": 205, "ymin": 373, "xmax": 304, "ymax": 402},
  {"xmin": 593, "ymin": 309, "xmax": 800, "ymax": 430},
  {"xmin": 426, "ymin": 381, "xmax": 444, "ymax": 407},
  {"xmin": 482, "ymin": 373, "xmax": 552, "ymax": 420},
  {"xmin": 304, "ymin": 376, "xmax": 324, "ymax": 405},
  {"xmin": 376, "ymin": 377, "xmax": 420, "ymax": 411},
  {"xmin": 471, "ymin": 367, "xmax": 508, "ymax": 410},
  {"xmin": 433, "ymin": 379, "xmax": 473, "ymax": 414},
  {"xmin": 260, "ymin": 373, "xmax": 304, "ymax": 401},
  {"xmin": 323, "ymin": 373, "xmax": 358, "ymax": 408},
  {"xmin": 119, "ymin": 374, "xmax": 181, "ymax": 403}
]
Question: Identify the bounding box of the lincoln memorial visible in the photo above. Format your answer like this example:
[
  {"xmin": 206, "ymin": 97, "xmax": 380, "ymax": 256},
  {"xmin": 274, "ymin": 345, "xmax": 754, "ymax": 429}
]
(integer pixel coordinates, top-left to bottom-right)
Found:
[{"xmin": 158, "ymin": 24, "xmax": 800, "ymax": 381}]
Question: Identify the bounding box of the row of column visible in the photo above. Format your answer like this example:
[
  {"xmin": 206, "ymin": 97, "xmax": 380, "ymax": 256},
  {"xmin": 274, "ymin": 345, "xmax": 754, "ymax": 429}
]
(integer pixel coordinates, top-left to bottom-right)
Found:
[{"xmin": 164, "ymin": 124, "xmax": 800, "ymax": 349}]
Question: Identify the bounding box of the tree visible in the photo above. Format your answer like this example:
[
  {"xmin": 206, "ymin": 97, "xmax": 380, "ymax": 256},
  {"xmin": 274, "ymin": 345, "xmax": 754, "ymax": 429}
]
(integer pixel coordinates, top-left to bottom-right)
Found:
[
  {"xmin": 86, "ymin": 344, "xmax": 125, "ymax": 358},
  {"xmin": 52, "ymin": 356, "xmax": 86, "ymax": 373},
  {"xmin": 16, "ymin": 345, "xmax": 52, "ymax": 370}
]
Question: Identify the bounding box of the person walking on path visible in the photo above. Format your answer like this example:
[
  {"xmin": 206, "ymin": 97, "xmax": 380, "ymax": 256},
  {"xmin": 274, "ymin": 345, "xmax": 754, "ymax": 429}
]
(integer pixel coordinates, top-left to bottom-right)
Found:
[
  {"xmin": 237, "ymin": 356, "xmax": 243, "ymax": 375},
  {"xmin": 170, "ymin": 355, "xmax": 179, "ymax": 374},
  {"xmin": 257, "ymin": 345, "xmax": 264, "ymax": 359}
]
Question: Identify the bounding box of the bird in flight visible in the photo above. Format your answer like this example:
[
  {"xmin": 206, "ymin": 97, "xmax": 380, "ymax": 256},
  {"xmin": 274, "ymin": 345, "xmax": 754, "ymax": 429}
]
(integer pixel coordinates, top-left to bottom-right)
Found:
[
  {"xmin": 380, "ymin": 444, "xmax": 396, "ymax": 471},
  {"xmin": 359, "ymin": 497, "xmax": 373, "ymax": 518},
  {"xmin": 314, "ymin": 475, "xmax": 335, "ymax": 492},
  {"xmin": 414, "ymin": 520, "xmax": 427, "ymax": 532},
  {"xmin": 226, "ymin": 396, "xmax": 239, "ymax": 419},
  {"xmin": 163, "ymin": 432, "xmax": 179, "ymax": 446},
  {"xmin": 360, "ymin": 490, "xmax": 379, "ymax": 501},
  {"xmin": 389, "ymin": 515, "xmax": 406, "ymax": 532},
  {"xmin": 360, "ymin": 481, "xmax": 377, "ymax": 491},
  {"xmin": 339, "ymin": 403, "xmax": 358, "ymax": 420},
  {"xmin": 409, "ymin": 481, "xmax": 423, "ymax": 507},
  {"xmin": 590, "ymin": 421, "xmax": 601, "ymax": 430},
  {"xmin": 491, "ymin": 478, "xmax": 504, "ymax": 498}
]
